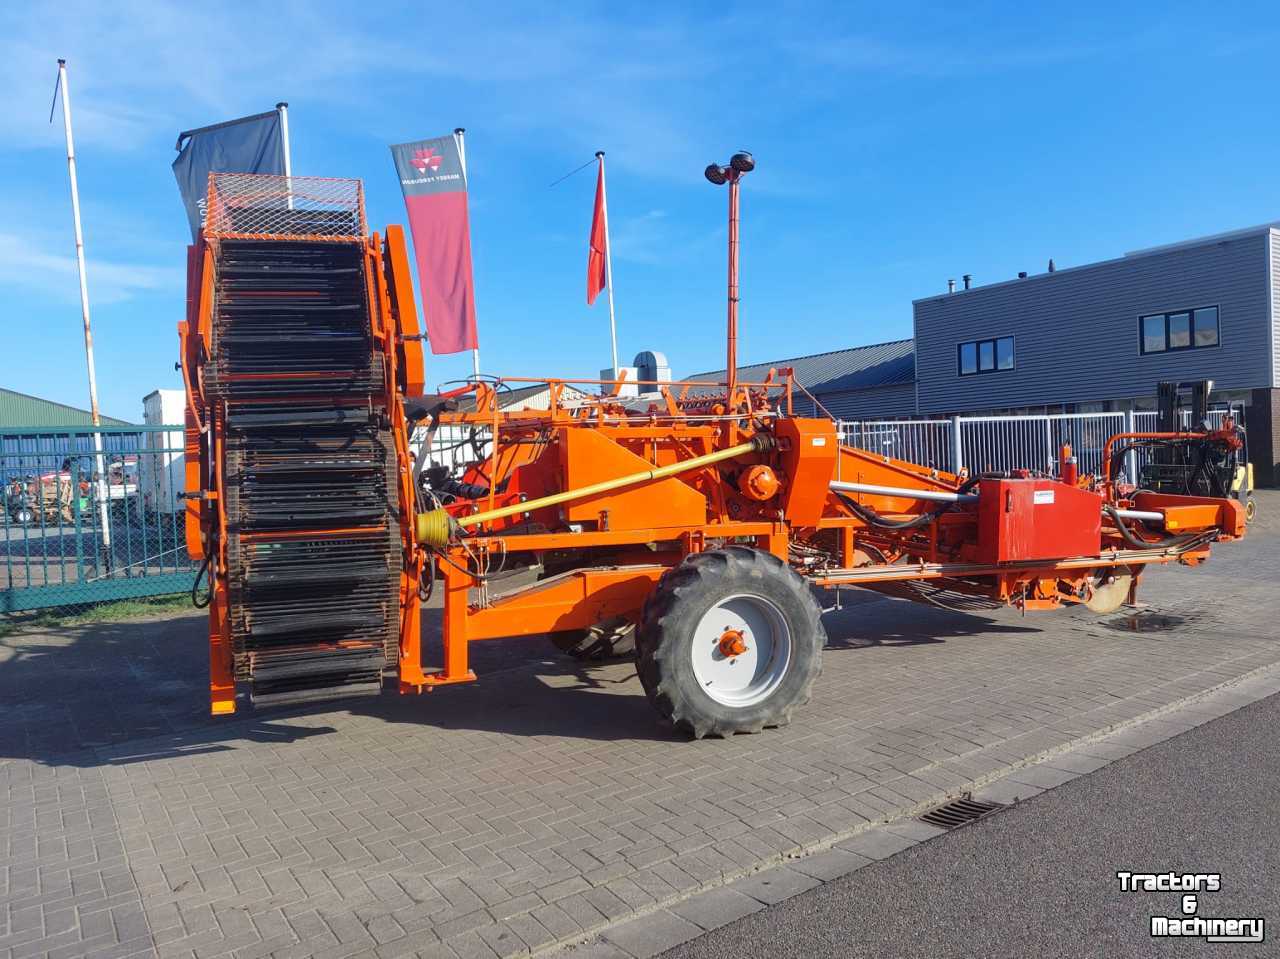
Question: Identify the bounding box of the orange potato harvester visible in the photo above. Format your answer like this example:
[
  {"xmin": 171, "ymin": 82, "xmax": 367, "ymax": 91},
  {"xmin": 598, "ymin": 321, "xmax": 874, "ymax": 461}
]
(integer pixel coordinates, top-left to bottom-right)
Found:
[{"xmin": 181, "ymin": 164, "xmax": 1246, "ymax": 737}]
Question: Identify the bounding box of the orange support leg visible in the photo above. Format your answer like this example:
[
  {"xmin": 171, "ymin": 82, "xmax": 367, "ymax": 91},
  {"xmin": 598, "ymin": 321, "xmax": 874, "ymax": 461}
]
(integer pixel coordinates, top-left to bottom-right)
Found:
[
  {"xmin": 397, "ymin": 558, "xmax": 427, "ymax": 691},
  {"xmin": 418, "ymin": 556, "xmax": 476, "ymax": 688},
  {"xmin": 209, "ymin": 581, "xmax": 236, "ymax": 715}
]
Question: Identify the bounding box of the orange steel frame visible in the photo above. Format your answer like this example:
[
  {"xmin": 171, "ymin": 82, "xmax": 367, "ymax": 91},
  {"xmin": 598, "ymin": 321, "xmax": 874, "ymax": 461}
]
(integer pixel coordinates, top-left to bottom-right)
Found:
[
  {"xmin": 395, "ymin": 373, "xmax": 1245, "ymax": 693},
  {"xmin": 185, "ymin": 214, "xmax": 1246, "ymax": 714},
  {"xmin": 184, "ymin": 222, "xmax": 431, "ymax": 714}
]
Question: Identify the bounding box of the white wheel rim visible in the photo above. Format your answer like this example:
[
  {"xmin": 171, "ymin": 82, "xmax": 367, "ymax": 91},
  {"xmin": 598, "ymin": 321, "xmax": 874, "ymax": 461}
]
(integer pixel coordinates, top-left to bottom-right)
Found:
[{"xmin": 690, "ymin": 593, "xmax": 792, "ymax": 708}]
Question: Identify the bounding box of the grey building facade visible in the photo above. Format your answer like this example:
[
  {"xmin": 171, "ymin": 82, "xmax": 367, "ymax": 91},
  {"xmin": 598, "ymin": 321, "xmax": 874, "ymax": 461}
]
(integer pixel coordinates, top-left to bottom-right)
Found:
[
  {"xmin": 911, "ymin": 223, "xmax": 1280, "ymax": 482},
  {"xmin": 912, "ymin": 225, "xmax": 1277, "ymax": 415},
  {"xmin": 686, "ymin": 222, "xmax": 1280, "ymax": 484}
]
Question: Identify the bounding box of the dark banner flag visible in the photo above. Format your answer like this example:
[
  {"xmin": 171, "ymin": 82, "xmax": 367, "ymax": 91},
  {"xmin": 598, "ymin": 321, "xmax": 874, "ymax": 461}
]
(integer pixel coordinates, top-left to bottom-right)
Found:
[
  {"xmin": 390, "ymin": 134, "xmax": 479, "ymax": 355},
  {"xmin": 172, "ymin": 111, "xmax": 284, "ymax": 239}
]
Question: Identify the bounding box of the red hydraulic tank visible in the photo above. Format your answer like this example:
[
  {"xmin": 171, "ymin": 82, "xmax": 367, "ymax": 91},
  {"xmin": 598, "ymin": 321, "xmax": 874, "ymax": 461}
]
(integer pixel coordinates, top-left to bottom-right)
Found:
[{"xmin": 976, "ymin": 477, "xmax": 1102, "ymax": 564}]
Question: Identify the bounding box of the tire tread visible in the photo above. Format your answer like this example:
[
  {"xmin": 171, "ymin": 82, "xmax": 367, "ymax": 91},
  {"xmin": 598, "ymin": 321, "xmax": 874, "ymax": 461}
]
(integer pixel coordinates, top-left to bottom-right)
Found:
[{"xmin": 636, "ymin": 546, "xmax": 824, "ymax": 739}]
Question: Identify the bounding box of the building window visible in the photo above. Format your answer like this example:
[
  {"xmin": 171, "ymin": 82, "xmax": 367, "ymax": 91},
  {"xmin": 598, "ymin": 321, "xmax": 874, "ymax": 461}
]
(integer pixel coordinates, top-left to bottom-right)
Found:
[
  {"xmin": 1139, "ymin": 306, "xmax": 1219, "ymax": 354},
  {"xmin": 1193, "ymin": 307, "xmax": 1220, "ymax": 347},
  {"xmin": 958, "ymin": 336, "xmax": 1014, "ymax": 375},
  {"xmin": 996, "ymin": 336, "xmax": 1014, "ymax": 370}
]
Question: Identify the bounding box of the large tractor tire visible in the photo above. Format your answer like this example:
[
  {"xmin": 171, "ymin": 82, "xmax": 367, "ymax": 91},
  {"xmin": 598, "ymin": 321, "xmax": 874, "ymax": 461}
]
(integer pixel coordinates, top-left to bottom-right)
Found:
[{"xmin": 636, "ymin": 546, "xmax": 824, "ymax": 739}]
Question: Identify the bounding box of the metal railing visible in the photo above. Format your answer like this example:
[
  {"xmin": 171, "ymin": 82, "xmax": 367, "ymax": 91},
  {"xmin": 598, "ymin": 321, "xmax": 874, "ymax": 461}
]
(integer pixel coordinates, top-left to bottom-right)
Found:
[
  {"xmin": 837, "ymin": 419, "xmax": 953, "ymax": 472},
  {"xmin": 416, "ymin": 409, "xmax": 1240, "ymax": 486},
  {"xmin": 1, "ymin": 425, "xmax": 196, "ymax": 614},
  {"xmin": 959, "ymin": 412, "xmax": 1126, "ymax": 477},
  {"xmin": 839, "ymin": 408, "xmax": 1238, "ymax": 482},
  {"xmin": 409, "ymin": 424, "xmax": 492, "ymax": 474}
]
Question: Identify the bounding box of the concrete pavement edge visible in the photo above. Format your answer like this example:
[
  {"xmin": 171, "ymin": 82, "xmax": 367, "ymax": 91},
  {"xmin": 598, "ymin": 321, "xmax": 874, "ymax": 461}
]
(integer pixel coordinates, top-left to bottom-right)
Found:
[{"xmin": 553, "ymin": 660, "xmax": 1280, "ymax": 959}]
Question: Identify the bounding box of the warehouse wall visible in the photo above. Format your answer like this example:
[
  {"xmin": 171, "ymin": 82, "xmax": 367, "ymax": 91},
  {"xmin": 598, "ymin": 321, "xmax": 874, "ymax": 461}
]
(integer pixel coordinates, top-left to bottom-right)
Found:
[
  {"xmin": 913, "ymin": 230, "xmax": 1274, "ymax": 415},
  {"xmin": 798, "ymin": 382, "xmax": 917, "ymax": 420},
  {"xmin": 1271, "ymin": 229, "xmax": 1280, "ymax": 387}
]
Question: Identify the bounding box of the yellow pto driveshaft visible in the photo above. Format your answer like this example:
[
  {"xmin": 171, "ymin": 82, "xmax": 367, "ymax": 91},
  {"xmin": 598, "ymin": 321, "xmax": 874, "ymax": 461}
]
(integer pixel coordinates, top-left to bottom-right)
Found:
[{"xmin": 415, "ymin": 435, "xmax": 768, "ymax": 547}]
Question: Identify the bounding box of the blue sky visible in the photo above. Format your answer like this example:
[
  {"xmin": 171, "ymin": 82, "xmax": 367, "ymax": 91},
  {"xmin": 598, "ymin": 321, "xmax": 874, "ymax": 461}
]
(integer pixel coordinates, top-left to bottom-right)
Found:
[{"xmin": 3, "ymin": 2, "xmax": 1279, "ymax": 421}]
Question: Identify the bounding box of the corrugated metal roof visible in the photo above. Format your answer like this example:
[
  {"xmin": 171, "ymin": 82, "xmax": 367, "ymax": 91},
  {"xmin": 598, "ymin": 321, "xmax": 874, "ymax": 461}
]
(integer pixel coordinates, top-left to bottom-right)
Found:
[
  {"xmin": 688, "ymin": 338, "xmax": 916, "ymax": 395},
  {"xmin": 0, "ymin": 388, "xmax": 133, "ymax": 428}
]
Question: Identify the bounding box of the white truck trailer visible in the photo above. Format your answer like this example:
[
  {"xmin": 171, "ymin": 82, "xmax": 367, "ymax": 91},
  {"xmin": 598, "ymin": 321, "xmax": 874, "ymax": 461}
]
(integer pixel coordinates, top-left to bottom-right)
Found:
[{"xmin": 140, "ymin": 389, "xmax": 185, "ymax": 519}]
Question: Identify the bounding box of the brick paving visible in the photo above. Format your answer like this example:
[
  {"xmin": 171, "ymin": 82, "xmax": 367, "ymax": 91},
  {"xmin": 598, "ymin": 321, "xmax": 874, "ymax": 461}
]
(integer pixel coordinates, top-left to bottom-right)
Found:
[{"xmin": 2, "ymin": 493, "xmax": 1277, "ymax": 959}]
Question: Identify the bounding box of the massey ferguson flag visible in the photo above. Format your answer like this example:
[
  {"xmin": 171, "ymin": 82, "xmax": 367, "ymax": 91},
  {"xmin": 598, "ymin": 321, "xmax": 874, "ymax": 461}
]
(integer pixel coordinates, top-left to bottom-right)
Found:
[{"xmin": 390, "ymin": 134, "xmax": 479, "ymax": 355}]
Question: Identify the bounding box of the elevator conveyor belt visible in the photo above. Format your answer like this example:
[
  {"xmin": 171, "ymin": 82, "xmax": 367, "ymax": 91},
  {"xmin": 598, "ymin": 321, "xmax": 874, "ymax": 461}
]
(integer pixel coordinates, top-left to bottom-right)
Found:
[{"xmin": 208, "ymin": 239, "xmax": 400, "ymax": 706}]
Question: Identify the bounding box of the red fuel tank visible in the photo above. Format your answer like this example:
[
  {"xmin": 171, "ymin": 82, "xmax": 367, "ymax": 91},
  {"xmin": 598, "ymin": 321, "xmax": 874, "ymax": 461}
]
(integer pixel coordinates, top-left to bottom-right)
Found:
[{"xmin": 976, "ymin": 478, "xmax": 1102, "ymax": 564}]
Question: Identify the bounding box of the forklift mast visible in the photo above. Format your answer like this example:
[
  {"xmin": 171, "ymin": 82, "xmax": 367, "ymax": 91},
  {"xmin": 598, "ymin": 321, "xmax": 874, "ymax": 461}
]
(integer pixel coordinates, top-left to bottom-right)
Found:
[{"xmin": 1156, "ymin": 379, "xmax": 1211, "ymax": 433}]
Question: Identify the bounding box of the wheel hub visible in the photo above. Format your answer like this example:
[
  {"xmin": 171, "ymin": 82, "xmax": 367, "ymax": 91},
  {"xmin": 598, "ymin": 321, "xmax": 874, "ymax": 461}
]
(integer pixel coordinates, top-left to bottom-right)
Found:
[
  {"xmin": 691, "ymin": 593, "xmax": 793, "ymax": 708},
  {"xmin": 718, "ymin": 629, "xmax": 748, "ymax": 658}
]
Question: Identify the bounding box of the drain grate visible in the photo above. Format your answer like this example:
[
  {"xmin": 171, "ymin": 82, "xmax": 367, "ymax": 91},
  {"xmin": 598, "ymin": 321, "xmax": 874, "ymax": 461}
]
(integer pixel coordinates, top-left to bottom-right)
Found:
[{"xmin": 919, "ymin": 796, "xmax": 1004, "ymax": 829}]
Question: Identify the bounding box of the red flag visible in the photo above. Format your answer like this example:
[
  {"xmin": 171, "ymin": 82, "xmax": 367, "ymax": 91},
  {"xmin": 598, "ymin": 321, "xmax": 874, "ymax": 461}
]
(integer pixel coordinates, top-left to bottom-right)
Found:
[
  {"xmin": 587, "ymin": 161, "xmax": 607, "ymax": 306},
  {"xmin": 390, "ymin": 135, "xmax": 478, "ymax": 354}
]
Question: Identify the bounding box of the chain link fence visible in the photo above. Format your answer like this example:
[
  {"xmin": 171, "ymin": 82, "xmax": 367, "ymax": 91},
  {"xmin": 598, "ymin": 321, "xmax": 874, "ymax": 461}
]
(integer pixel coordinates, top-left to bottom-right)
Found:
[{"xmin": 1, "ymin": 426, "xmax": 196, "ymax": 621}]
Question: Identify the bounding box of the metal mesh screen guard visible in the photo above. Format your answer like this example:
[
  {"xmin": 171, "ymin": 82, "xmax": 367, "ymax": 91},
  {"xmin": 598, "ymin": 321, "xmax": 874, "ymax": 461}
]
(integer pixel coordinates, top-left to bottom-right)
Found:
[{"xmin": 205, "ymin": 173, "xmax": 367, "ymax": 242}]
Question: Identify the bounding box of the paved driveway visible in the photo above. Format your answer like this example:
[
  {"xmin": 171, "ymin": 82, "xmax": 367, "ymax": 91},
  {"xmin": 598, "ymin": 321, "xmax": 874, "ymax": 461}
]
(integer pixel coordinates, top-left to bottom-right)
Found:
[{"xmin": 1, "ymin": 493, "xmax": 1276, "ymax": 958}]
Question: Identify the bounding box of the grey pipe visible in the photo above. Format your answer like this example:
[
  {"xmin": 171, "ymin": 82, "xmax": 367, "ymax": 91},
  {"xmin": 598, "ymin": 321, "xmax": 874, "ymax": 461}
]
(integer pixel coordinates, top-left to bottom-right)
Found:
[
  {"xmin": 829, "ymin": 480, "xmax": 977, "ymax": 504},
  {"xmin": 1110, "ymin": 508, "xmax": 1164, "ymax": 524},
  {"xmin": 830, "ymin": 480, "xmax": 1166, "ymax": 525}
]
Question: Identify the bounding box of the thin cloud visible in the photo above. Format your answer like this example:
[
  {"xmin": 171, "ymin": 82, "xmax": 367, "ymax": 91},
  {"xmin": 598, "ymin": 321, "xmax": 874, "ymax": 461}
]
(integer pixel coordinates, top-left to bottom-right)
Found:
[
  {"xmin": 0, "ymin": 232, "xmax": 181, "ymax": 305},
  {"xmin": 1, "ymin": 0, "xmax": 401, "ymax": 151}
]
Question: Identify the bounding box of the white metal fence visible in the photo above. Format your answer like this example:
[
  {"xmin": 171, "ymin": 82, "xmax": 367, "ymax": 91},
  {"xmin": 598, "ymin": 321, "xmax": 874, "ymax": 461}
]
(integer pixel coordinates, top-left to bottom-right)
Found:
[
  {"xmin": 838, "ymin": 409, "xmax": 1236, "ymax": 482},
  {"xmin": 409, "ymin": 424, "xmax": 491, "ymax": 473},
  {"xmin": 410, "ymin": 410, "xmax": 1238, "ymax": 487}
]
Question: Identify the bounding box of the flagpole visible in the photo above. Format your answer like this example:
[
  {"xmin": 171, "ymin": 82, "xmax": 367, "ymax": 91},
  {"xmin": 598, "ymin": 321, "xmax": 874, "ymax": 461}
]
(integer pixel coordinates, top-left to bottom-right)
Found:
[
  {"xmin": 276, "ymin": 101, "xmax": 292, "ymax": 210},
  {"xmin": 55, "ymin": 58, "xmax": 112, "ymax": 563},
  {"xmin": 454, "ymin": 127, "xmax": 481, "ymax": 380},
  {"xmin": 596, "ymin": 151, "xmax": 619, "ymax": 375}
]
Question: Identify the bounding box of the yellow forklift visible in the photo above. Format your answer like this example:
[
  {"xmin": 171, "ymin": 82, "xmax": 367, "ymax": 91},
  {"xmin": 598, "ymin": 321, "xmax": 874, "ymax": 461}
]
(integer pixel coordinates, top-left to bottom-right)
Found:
[{"xmin": 1140, "ymin": 380, "xmax": 1255, "ymax": 523}]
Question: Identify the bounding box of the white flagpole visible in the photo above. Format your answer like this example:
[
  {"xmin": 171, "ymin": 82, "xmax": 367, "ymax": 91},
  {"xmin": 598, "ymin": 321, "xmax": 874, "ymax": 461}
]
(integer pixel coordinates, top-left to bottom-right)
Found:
[
  {"xmin": 55, "ymin": 58, "xmax": 112, "ymax": 560},
  {"xmin": 596, "ymin": 151, "xmax": 619, "ymax": 375},
  {"xmin": 276, "ymin": 101, "xmax": 293, "ymax": 209},
  {"xmin": 454, "ymin": 127, "xmax": 481, "ymax": 380}
]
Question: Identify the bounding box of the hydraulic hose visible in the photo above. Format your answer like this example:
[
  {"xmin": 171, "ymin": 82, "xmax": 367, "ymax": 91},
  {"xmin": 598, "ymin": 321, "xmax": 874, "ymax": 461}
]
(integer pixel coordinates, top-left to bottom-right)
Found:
[
  {"xmin": 833, "ymin": 475, "xmax": 979, "ymax": 530},
  {"xmin": 835, "ymin": 492, "xmax": 943, "ymax": 530},
  {"xmin": 191, "ymin": 554, "xmax": 212, "ymax": 608},
  {"xmin": 1103, "ymin": 505, "xmax": 1209, "ymax": 551}
]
